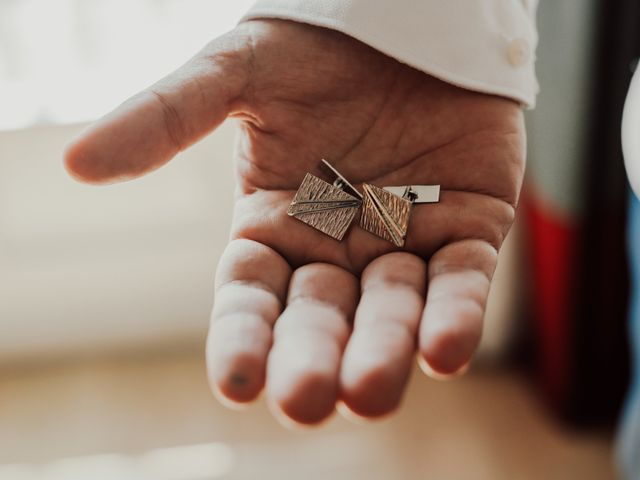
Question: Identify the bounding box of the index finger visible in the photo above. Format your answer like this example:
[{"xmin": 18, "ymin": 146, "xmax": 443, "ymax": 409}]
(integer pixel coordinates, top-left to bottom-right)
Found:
[{"xmin": 207, "ymin": 239, "xmax": 291, "ymax": 405}]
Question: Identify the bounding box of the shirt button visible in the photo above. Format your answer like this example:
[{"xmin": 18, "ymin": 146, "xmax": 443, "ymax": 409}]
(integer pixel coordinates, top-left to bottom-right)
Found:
[{"xmin": 507, "ymin": 38, "xmax": 530, "ymax": 67}]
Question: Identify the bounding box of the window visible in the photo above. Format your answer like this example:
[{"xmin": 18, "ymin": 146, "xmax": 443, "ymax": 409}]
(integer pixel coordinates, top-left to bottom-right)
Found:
[{"xmin": 0, "ymin": 0, "xmax": 254, "ymax": 131}]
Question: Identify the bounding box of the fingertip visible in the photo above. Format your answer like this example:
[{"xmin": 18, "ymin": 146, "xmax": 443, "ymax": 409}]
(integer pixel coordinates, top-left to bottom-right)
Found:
[
  {"xmin": 209, "ymin": 379, "xmax": 255, "ymax": 411},
  {"xmin": 335, "ymin": 400, "xmax": 379, "ymax": 425},
  {"xmin": 418, "ymin": 317, "xmax": 480, "ymax": 376},
  {"xmin": 206, "ymin": 315, "xmax": 272, "ymax": 406},
  {"xmin": 417, "ymin": 354, "xmax": 470, "ymax": 380},
  {"xmin": 206, "ymin": 342, "xmax": 257, "ymax": 410},
  {"xmin": 208, "ymin": 351, "xmax": 266, "ymax": 405},
  {"xmin": 340, "ymin": 349, "xmax": 409, "ymax": 418},
  {"xmin": 339, "ymin": 396, "xmax": 390, "ymax": 420},
  {"xmin": 266, "ymin": 396, "xmax": 328, "ymax": 431},
  {"xmin": 63, "ymin": 128, "xmax": 127, "ymax": 185},
  {"xmin": 63, "ymin": 137, "xmax": 97, "ymax": 184},
  {"xmin": 268, "ymin": 369, "xmax": 338, "ymax": 426},
  {"xmin": 62, "ymin": 92, "xmax": 180, "ymax": 184}
]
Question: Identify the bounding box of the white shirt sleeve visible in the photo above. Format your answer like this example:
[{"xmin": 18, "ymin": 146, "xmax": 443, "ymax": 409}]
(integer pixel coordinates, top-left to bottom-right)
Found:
[
  {"xmin": 623, "ymin": 66, "xmax": 640, "ymax": 197},
  {"xmin": 242, "ymin": 0, "xmax": 539, "ymax": 108}
]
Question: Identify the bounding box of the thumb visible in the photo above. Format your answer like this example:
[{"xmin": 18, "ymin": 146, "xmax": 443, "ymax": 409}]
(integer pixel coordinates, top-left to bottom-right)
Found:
[{"xmin": 64, "ymin": 28, "xmax": 251, "ymax": 184}]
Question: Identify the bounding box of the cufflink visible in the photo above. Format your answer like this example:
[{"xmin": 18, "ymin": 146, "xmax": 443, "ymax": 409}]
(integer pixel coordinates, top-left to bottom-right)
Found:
[
  {"xmin": 287, "ymin": 159, "xmax": 362, "ymax": 241},
  {"xmin": 359, "ymin": 184, "xmax": 440, "ymax": 247}
]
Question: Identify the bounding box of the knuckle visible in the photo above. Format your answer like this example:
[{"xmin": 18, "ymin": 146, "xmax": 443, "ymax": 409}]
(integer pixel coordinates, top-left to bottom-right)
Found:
[{"xmin": 149, "ymin": 89, "xmax": 187, "ymax": 152}]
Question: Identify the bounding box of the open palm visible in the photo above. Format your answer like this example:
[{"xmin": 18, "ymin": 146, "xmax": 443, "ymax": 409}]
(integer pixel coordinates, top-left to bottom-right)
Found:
[{"xmin": 65, "ymin": 20, "xmax": 525, "ymax": 424}]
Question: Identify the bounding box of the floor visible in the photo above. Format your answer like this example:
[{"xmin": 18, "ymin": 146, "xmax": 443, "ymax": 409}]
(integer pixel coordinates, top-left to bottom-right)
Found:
[{"xmin": 0, "ymin": 344, "xmax": 616, "ymax": 480}]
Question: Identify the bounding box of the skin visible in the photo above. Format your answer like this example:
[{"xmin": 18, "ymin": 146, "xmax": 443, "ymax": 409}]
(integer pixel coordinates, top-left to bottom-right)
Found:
[{"xmin": 65, "ymin": 20, "xmax": 526, "ymax": 425}]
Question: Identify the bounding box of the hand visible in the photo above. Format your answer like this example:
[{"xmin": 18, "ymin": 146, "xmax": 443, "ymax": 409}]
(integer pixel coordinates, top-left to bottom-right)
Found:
[{"xmin": 65, "ymin": 20, "xmax": 525, "ymax": 425}]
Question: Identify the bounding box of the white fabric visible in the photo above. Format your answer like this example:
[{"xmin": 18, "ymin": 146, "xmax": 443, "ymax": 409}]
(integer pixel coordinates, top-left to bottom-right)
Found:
[
  {"xmin": 242, "ymin": 0, "xmax": 539, "ymax": 107},
  {"xmin": 623, "ymin": 66, "xmax": 640, "ymax": 197}
]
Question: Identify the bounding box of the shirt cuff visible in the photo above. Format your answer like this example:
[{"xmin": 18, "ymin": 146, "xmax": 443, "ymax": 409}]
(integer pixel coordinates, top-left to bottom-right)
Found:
[{"xmin": 242, "ymin": 0, "xmax": 539, "ymax": 108}]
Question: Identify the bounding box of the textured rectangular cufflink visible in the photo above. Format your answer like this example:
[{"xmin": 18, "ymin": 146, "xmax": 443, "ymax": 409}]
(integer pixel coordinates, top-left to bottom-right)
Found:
[
  {"xmin": 287, "ymin": 173, "xmax": 361, "ymax": 241},
  {"xmin": 360, "ymin": 183, "xmax": 412, "ymax": 247}
]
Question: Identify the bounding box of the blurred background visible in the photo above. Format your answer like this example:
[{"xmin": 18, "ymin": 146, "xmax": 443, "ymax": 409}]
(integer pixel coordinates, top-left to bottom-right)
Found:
[{"xmin": 0, "ymin": 1, "xmax": 638, "ymax": 479}]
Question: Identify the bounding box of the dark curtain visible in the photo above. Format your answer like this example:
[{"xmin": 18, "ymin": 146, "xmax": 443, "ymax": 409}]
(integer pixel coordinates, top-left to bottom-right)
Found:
[{"xmin": 568, "ymin": 0, "xmax": 640, "ymax": 426}]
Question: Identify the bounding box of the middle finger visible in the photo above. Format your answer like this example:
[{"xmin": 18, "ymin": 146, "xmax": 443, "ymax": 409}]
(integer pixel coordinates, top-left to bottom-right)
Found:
[{"xmin": 266, "ymin": 262, "xmax": 359, "ymax": 425}]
